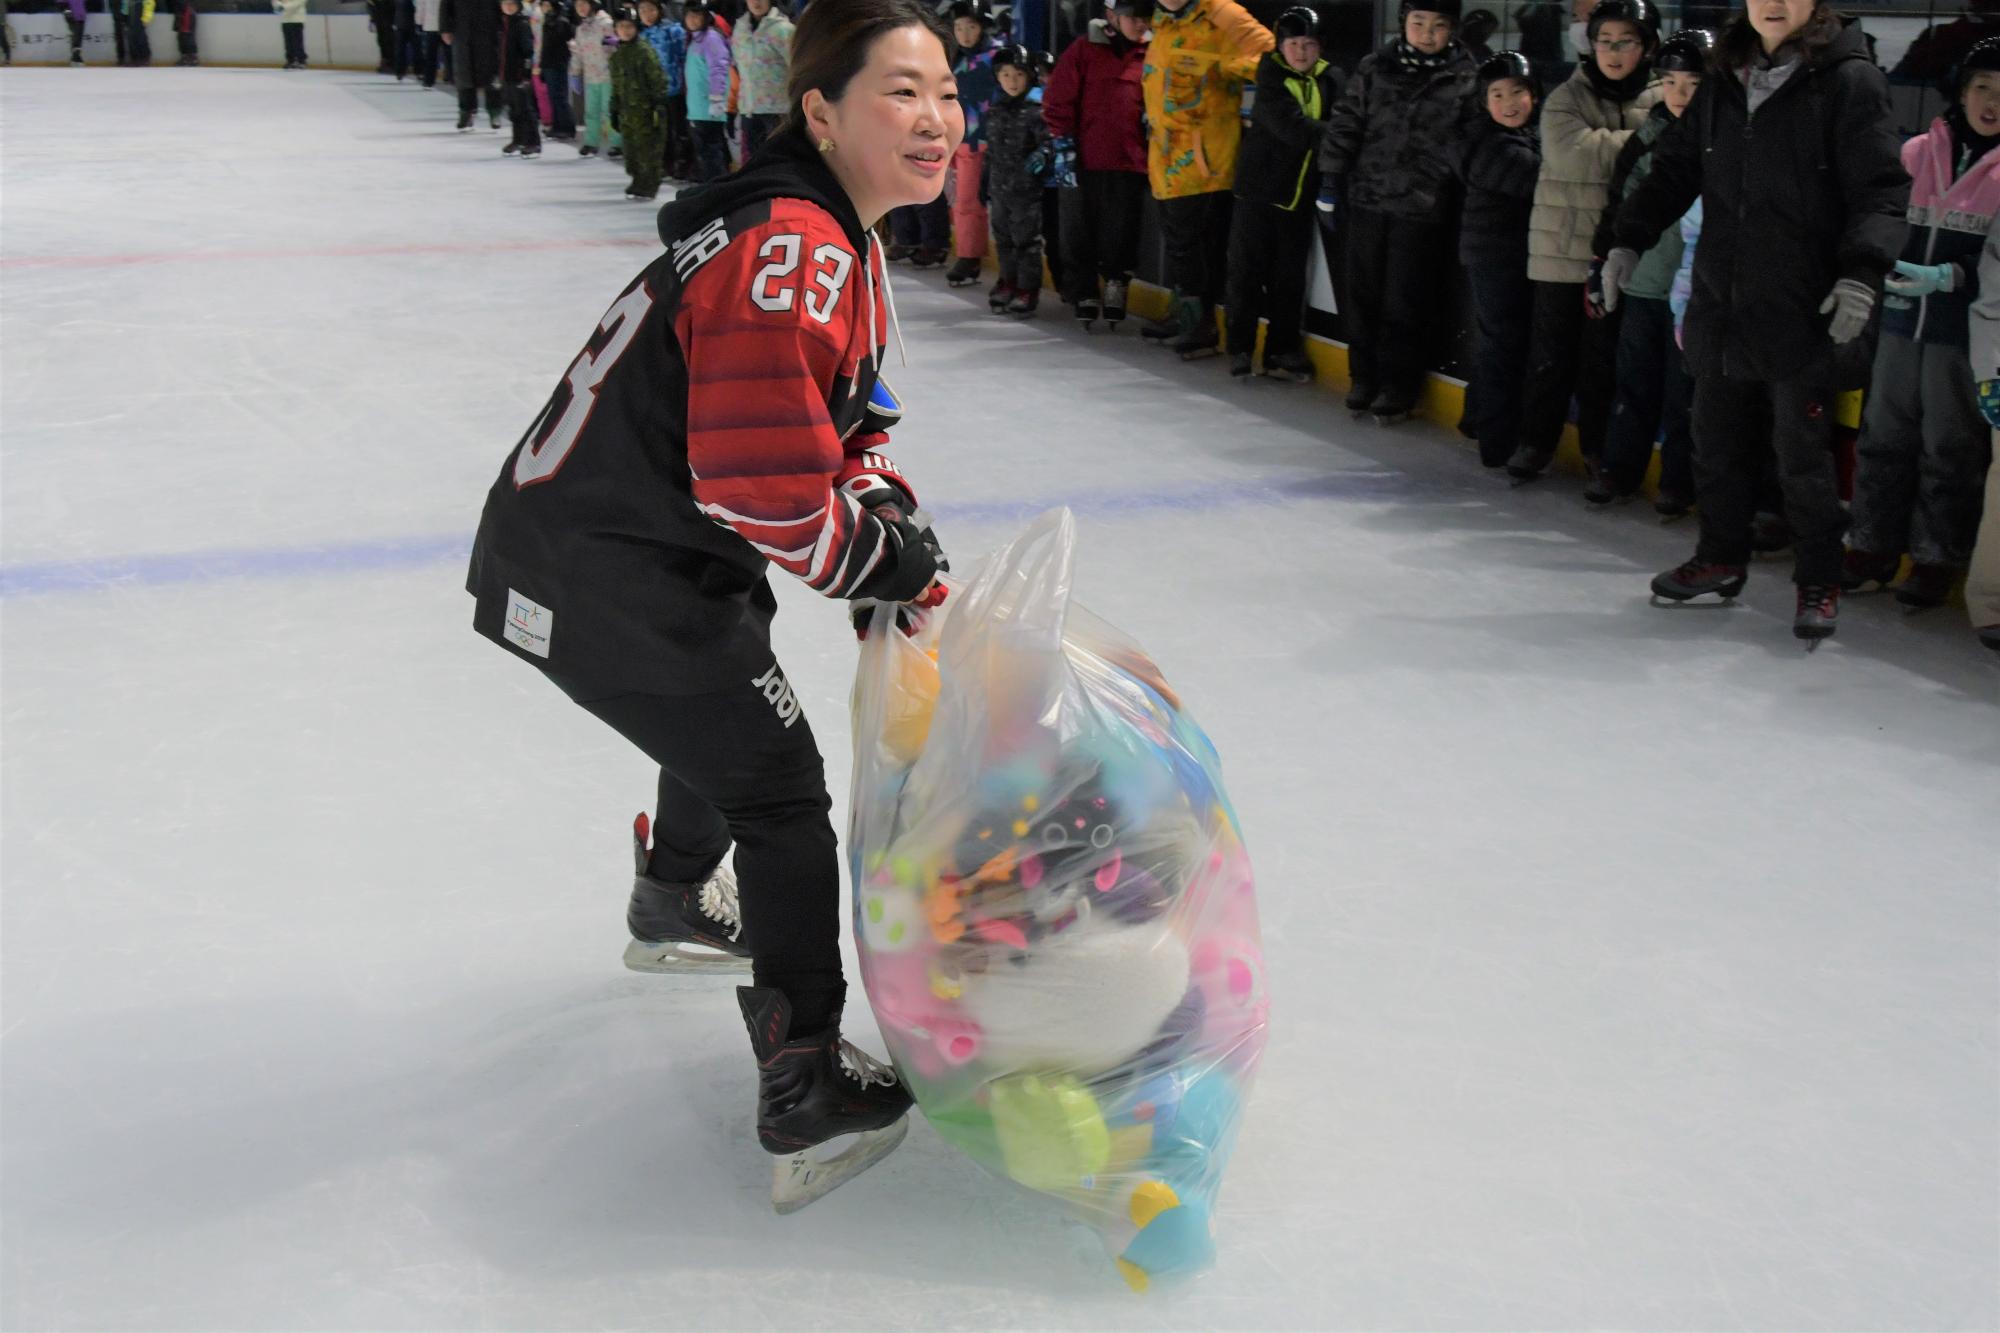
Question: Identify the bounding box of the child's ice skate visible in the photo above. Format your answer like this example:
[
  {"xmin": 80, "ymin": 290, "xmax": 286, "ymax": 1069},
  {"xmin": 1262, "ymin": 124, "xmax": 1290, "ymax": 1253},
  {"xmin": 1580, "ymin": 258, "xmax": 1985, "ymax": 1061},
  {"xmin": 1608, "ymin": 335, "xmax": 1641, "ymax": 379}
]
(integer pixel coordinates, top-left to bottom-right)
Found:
[
  {"xmin": 738, "ymin": 985, "xmax": 913, "ymax": 1213},
  {"xmin": 1368, "ymin": 388, "xmax": 1415, "ymax": 426},
  {"xmin": 623, "ymin": 813, "xmax": 751, "ymax": 975},
  {"xmin": 1076, "ymin": 295, "xmax": 1101, "ymax": 330},
  {"xmin": 1101, "ymin": 278, "xmax": 1128, "ymax": 328}
]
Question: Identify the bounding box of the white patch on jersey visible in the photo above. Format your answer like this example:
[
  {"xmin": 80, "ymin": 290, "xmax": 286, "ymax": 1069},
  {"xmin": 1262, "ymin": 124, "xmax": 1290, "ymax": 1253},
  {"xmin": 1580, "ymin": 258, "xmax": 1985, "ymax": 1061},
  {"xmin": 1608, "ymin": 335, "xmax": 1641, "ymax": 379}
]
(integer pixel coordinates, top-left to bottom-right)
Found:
[{"xmin": 505, "ymin": 589, "xmax": 554, "ymax": 659}]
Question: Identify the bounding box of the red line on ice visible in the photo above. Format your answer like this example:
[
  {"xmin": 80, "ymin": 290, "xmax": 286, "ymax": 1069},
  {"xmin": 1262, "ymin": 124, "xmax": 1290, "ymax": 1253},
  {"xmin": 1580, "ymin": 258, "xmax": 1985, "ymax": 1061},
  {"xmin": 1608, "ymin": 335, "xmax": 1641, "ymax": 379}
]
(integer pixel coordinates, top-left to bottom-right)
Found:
[{"xmin": 1, "ymin": 237, "xmax": 659, "ymax": 271}]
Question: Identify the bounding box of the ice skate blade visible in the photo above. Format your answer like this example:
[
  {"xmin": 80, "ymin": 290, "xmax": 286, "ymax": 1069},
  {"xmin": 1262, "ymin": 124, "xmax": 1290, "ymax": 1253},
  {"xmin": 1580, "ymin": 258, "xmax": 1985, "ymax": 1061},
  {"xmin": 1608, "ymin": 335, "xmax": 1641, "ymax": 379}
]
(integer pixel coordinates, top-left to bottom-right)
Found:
[
  {"xmin": 622, "ymin": 937, "xmax": 752, "ymax": 975},
  {"xmin": 770, "ymin": 1117, "xmax": 909, "ymax": 1214}
]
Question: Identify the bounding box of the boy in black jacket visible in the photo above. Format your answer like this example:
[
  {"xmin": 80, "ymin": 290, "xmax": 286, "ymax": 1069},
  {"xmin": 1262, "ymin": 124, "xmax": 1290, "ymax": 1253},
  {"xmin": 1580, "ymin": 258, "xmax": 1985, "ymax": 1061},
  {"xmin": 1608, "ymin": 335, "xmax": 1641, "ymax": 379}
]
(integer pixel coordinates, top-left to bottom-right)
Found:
[
  {"xmin": 981, "ymin": 45, "xmax": 1054, "ymax": 316},
  {"xmin": 539, "ymin": 0, "xmax": 576, "ymax": 143},
  {"xmin": 1455, "ymin": 50, "xmax": 1542, "ymax": 466},
  {"xmin": 1224, "ymin": 7, "xmax": 1343, "ymax": 381},
  {"xmin": 500, "ymin": 0, "xmax": 542, "ymax": 157},
  {"xmin": 1315, "ymin": 0, "xmax": 1479, "ymax": 422}
]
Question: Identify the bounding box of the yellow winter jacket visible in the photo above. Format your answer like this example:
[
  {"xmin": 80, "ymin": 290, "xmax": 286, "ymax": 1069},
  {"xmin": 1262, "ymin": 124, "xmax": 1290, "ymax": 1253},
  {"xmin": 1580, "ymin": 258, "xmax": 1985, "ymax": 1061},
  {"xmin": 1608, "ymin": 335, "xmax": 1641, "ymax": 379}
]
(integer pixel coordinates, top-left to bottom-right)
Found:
[{"xmin": 1141, "ymin": 0, "xmax": 1274, "ymax": 199}]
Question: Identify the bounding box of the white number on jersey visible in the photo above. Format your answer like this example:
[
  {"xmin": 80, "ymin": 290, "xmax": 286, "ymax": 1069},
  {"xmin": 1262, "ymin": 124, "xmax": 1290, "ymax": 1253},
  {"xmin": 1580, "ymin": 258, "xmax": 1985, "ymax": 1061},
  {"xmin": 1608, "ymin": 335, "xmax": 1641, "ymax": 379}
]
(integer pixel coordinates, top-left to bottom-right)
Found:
[
  {"xmin": 805, "ymin": 243, "xmax": 853, "ymax": 325},
  {"xmin": 746, "ymin": 233, "xmax": 854, "ymax": 325},
  {"xmin": 750, "ymin": 234, "xmax": 802, "ymax": 312},
  {"xmin": 513, "ymin": 283, "xmax": 654, "ymax": 489}
]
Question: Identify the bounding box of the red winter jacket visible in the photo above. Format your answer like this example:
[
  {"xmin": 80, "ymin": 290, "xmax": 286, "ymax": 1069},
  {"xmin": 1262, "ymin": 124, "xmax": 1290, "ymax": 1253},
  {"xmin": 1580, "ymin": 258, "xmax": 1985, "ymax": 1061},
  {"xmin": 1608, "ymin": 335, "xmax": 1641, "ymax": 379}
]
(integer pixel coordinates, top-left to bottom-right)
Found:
[{"xmin": 1042, "ymin": 20, "xmax": 1148, "ymax": 175}]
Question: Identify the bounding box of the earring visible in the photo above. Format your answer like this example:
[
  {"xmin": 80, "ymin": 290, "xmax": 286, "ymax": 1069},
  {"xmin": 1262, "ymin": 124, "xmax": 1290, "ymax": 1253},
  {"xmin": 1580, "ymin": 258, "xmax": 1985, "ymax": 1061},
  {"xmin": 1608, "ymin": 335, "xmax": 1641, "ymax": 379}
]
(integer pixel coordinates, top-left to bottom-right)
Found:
[{"xmin": 818, "ymin": 137, "xmax": 835, "ymax": 153}]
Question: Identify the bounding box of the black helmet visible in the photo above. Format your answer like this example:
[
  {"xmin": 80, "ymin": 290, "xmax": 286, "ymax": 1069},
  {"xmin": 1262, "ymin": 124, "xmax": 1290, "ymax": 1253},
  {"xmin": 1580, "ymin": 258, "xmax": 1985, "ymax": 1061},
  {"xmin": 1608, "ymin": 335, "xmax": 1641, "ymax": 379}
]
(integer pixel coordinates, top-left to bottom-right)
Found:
[
  {"xmin": 1273, "ymin": 5, "xmax": 1318, "ymax": 42},
  {"xmin": 1398, "ymin": 0, "xmax": 1461, "ymax": 21},
  {"xmin": 991, "ymin": 40, "xmax": 1036, "ymax": 74},
  {"xmin": 1477, "ymin": 48, "xmax": 1540, "ymax": 99},
  {"xmin": 1655, "ymin": 27, "xmax": 1712, "ymax": 73},
  {"xmin": 1951, "ymin": 34, "xmax": 2000, "ymax": 95},
  {"xmin": 1585, "ymin": 0, "xmax": 1659, "ymax": 44},
  {"xmin": 948, "ymin": 0, "xmax": 994, "ymax": 26},
  {"xmin": 1106, "ymin": 0, "xmax": 1147, "ymax": 14},
  {"xmin": 682, "ymin": 0, "xmax": 710, "ymax": 12}
]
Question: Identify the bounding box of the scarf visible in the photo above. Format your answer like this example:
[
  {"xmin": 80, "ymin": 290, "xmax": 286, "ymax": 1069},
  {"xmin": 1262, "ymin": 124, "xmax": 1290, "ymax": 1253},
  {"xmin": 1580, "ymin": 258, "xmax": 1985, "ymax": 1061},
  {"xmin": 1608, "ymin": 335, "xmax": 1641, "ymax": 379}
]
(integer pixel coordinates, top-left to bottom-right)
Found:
[{"xmin": 1394, "ymin": 38, "xmax": 1453, "ymax": 71}]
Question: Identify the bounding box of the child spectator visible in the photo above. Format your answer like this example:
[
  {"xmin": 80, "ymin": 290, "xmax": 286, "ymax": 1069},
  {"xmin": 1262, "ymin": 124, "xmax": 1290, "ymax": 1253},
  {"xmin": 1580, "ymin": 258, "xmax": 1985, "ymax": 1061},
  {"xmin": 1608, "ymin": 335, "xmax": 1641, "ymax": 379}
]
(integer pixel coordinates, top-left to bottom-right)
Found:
[
  {"xmin": 60, "ymin": 0, "xmax": 84, "ymax": 65},
  {"xmin": 1605, "ymin": 0, "xmax": 1908, "ymax": 644},
  {"xmin": 417, "ymin": 0, "xmax": 442, "ymax": 87},
  {"xmin": 539, "ymin": 0, "xmax": 575, "ymax": 141},
  {"xmin": 570, "ymin": 0, "xmax": 619, "ymax": 158},
  {"xmin": 1844, "ymin": 38, "xmax": 2000, "ymax": 609},
  {"xmin": 175, "ymin": 0, "xmax": 199, "ymax": 65},
  {"xmin": 637, "ymin": 0, "xmax": 689, "ymax": 176},
  {"xmin": 945, "ymin": 0, "xmax": 1002, "ymax": 287},
  {"xmin": 1585, "ymin": 25, "xmax": 1708, "ymax": 506},
  {"xmin": 500, "ymin": 0, "xmax": 542, "ymax": 157},
  {"xmin": 683, "ymin": 0, "xmax": 731, "ymax": 181},
  {"xmin": 982, "ymin": 44, "xmax": 1054, "ymax": 316},
  {"xmin": 611, "ymin": 9, "xmax": 667, "ymax": 197},
  {"xmin": 1509, "ymin": 0, "xmax": 1659, "ymax": 480},
  {"xmin": 732, "ymin": 0, "xmax": 793, "ymax": 158},
  {"xmin": 1041, "ymin": 0, "xmax": 1150, "ymax": 329},
  {"xmin": 1141, "ymin": 0, "xmax": 1273, "ymax": 357},
  {"xmin": 1314, "ymin": 0, "xmax": 1477, "ymax": 417},
  {"xmin": 443, "ymin": 0, "xmax": 505, "ymax": 130},
  {"xmin": 1454, "ymin": 50, "xmax": 1542, "ymax": 465},
  {"xmin": 278, "ymin": 0, "xmax": 308, "ymax": 70},
  {"xmin": 1224, "ymin": 6, "xmax": 1341, "ymax": 380},
  {"xmin": 1968, "ymin": 213, "xmax": 2000, "ymax": 652}
]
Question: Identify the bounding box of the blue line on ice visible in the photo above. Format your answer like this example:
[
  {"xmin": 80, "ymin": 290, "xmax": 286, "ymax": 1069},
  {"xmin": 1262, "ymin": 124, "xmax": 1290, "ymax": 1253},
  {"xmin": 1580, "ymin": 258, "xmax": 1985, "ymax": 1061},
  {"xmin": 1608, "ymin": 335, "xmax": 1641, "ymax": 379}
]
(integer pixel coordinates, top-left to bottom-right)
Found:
[{"xmin": 0, "ymin": 472, "xmax": 1409, "ymax": 599}]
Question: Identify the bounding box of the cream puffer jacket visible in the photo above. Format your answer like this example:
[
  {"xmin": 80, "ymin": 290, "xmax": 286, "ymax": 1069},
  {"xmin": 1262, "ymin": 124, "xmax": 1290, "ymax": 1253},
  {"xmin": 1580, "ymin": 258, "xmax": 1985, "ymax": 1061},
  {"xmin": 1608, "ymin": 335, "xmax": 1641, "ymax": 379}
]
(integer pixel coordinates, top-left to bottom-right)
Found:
[{"xmin": 1527, "ymin": 66, "xmax": 1662, "ymax": 284}]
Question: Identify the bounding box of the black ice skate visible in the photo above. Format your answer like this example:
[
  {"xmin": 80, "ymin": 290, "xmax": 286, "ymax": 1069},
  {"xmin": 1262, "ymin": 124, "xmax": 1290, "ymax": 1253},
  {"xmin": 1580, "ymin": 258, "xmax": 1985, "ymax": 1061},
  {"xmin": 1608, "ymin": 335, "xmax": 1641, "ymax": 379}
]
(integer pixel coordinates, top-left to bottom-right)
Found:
[
  {"xmin": 1100, "ymin": 278, "xmax": 1128, "ymax": 327},
  {"xmin": 944, "ymin": 256, "xmax": 983, "ymax": 287},
  {"xmin": 457, "ymin": 110, "xmax": 474, "ymax": 131},
  {"xmin": 987, "ymin": 279, "xmax": 1015, "ymax": 313},
  {"xmin": 1171, "ymin": 306, "xmax": 1219, "ymax": 361},
  {"xmin": 1651, "ymin": 556, "xmax": 1748, "ymax": 604},
  {"xmin": 1140, "ymin": 292, "xmax": 1194, "ymax": 344},
  {"xmin": 1076, "ymin": 295, "xmax": 1101, "ymax": 330},
  {"xmin": 1794, "ymin": 582, "xmax": 1839, "ymax": 648},
  {"xmin": 1343, "ymin": 380, "xmax": 1378, "ymax": 416},
  {"xmin": 1261, "ymin": 352, "xmax": 1312, "ymax": 383},
  {"xmin": 738, "ymin": 985, "xmax": 913, "ymax": 1213},
  {"xmin": 1505, "ymin": 443, "xmax": 1554, "ymax": 485},
  {"xmin": 1005, "ymin": 288, "xmax": 1039, "ymax": 318},
  {"xmin": 1896, "ymin": 562, "xmax": 1956, "ymax": 610},
  {"xmin": 1840, "ymin": 548, "xmax": 1899, "ymax": 593},
  {"xmin": 623, "ymin": 812, "xmax": 751, "ymax": 975},
  {"xmin": 1229, "ymin": 352, "xmax": 1254, "ymax": 378},
  {"xmin": 909, "ymin": 247, "xmax": 947, "ymax": 269},
  {"xmin": 1369, "ymin": 388, "xmax": 1415, "ymax": 425}
]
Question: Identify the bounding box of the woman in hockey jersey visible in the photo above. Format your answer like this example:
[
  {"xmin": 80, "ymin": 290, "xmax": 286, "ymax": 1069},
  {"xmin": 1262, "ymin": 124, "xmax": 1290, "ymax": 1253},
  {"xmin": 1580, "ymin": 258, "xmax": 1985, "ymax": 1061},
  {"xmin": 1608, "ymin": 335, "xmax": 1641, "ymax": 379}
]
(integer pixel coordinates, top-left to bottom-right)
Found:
[{"xmin": 466, "ymin": 0, "xmax": 963, "ymax": 1208}]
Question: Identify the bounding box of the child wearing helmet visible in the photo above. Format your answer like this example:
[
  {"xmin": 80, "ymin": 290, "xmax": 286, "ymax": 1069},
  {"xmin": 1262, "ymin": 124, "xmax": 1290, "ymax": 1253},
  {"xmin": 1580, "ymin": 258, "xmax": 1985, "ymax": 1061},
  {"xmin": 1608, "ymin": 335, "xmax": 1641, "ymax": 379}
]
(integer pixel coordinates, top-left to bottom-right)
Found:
[
  {"xmin": 1585, "ymin": 25, "xmax": 1709, "ymax": 509},
  {"xmin": 1454, "ymin": 49, "xmax": 1543, "ymax": 466},
  {"xmin": 1313, "ymin": 0, "xmax": 1480, "ymax": 420},
  {"xmin": 1042, "ymin": 0, "xmax": 1152, "ymax": 329},
  {"xmin": 1138, "ymin": 0, "xmax": 1276, "ymax": 359},
  {"xmin": 1222, "ymin": 5, "xmax": 1342, "ymax": 381},
  {"xmin": 1509, "ymin": 0, "xmax": 1661, "ymax": 482},
  {"xmin": 1843, "ymin": 35, "xmax": 2000, "ymax": 610},
  {"xmin": 981, "ymin": 43, "xmax": 1055, "ymax": 315},
  {"xmin": 943, "ymin": 0, "xmax": 1002, "ymax": 286}
]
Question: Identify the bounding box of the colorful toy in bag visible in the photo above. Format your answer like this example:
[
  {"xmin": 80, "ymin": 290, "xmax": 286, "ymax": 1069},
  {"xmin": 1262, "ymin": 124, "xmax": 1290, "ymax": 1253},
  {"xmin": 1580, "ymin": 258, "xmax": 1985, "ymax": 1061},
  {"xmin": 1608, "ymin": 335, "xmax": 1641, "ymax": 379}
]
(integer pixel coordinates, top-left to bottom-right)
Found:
[{"xmin": 850, "ymin": 509, "xmax": 1268, "ymax": 1291}]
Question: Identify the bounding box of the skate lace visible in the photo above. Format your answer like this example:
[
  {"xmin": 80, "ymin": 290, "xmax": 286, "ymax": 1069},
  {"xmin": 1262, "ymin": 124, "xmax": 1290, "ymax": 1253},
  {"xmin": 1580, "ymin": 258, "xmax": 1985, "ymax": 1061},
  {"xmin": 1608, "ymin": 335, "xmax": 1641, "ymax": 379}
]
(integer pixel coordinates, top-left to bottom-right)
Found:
[
  {"xmin": 836, "ymin": 1041, "xmax": 898, "ymax": 1090},
  {"xmin": 698, "ymin": 867, "xmax": 741, "ymax": 941}
]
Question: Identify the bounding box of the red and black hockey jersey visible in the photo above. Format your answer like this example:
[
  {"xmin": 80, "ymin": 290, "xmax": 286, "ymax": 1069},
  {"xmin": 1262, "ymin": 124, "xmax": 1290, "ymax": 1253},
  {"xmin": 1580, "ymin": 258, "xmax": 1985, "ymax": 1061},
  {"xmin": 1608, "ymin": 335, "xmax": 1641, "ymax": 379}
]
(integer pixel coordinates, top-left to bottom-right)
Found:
[{"xmin": 466, "ymin": 128, "xmax": 936, "ymax": 694}]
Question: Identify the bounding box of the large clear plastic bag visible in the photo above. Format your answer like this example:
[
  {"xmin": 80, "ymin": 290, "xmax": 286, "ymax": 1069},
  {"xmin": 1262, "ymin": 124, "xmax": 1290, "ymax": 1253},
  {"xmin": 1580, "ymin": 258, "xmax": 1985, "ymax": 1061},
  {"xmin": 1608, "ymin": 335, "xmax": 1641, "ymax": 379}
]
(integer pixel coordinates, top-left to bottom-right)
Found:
[{"xmin": 849, "ymin": 510, "xmax": 1268, "ymax": 1291}]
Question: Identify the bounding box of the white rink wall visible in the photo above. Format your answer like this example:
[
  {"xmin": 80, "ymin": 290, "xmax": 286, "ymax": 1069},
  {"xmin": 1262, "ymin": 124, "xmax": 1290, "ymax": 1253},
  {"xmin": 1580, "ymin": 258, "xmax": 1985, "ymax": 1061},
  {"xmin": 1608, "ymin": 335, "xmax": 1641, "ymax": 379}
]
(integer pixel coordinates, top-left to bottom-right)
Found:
[{"xmin": 7, "ymin": 12, "xmax": 383, "ymax": 66}]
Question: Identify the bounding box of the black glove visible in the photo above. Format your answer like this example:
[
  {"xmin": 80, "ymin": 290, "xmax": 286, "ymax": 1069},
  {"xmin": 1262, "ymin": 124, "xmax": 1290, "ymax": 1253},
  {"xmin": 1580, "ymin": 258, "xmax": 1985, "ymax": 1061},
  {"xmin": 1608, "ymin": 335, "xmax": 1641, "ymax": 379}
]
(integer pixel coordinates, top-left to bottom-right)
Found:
[{"xmin": 849, "ymin": 486, "xmax": 948, "ymax": 638}]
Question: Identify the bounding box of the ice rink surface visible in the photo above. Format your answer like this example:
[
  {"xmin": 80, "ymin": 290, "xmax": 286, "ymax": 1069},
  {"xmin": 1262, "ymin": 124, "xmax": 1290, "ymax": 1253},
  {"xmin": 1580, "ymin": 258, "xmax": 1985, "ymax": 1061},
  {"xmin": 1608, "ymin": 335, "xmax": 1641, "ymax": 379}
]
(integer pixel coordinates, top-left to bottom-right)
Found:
[{"xmin": 3, "ymin": 69, "xmax": 1997, "ymax": 1332}]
